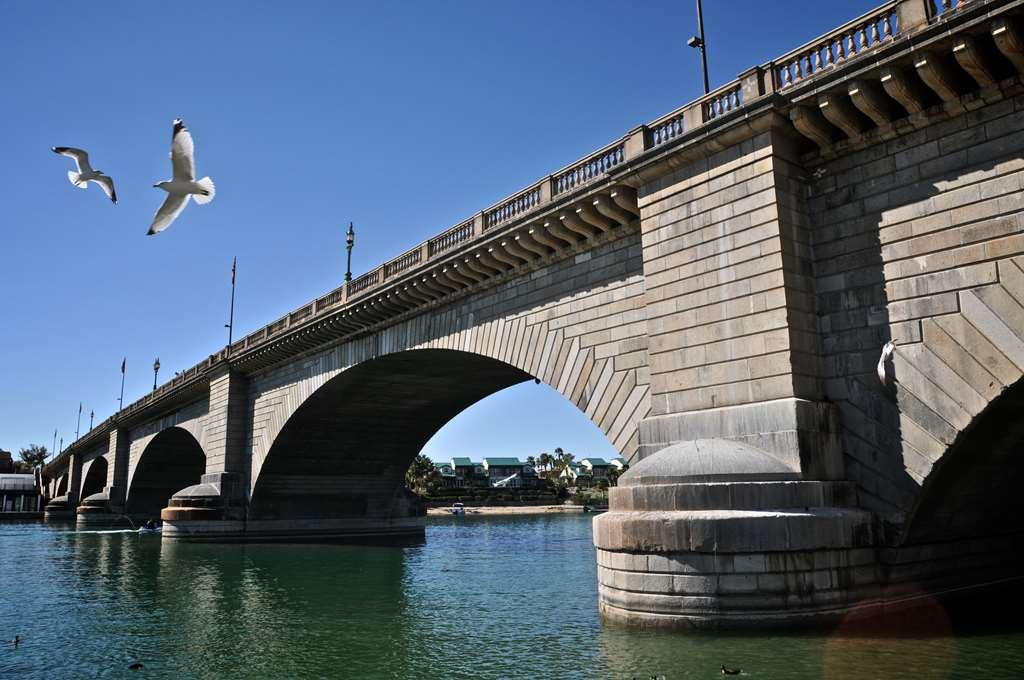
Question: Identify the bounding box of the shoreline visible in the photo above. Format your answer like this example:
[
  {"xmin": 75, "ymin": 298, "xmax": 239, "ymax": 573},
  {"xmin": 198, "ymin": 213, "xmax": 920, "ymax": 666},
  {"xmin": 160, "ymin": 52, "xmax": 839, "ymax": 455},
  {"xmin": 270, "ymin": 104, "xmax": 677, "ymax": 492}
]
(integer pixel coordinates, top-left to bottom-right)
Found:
[{"xmin": 426, "ymin": 504, "xmax": 602, "ymax": 516}]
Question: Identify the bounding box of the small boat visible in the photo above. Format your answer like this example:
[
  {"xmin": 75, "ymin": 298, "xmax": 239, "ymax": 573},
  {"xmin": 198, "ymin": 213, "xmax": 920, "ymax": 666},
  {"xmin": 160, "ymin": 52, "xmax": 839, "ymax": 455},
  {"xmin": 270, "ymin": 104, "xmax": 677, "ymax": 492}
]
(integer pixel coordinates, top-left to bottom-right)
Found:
[
  {"xmin": 449, "ymin": 502, "xmax": 466, "ymax": 515},
  {"xmin": 138, "ymin": 525, "xmax": 162, "ymax": 535}
]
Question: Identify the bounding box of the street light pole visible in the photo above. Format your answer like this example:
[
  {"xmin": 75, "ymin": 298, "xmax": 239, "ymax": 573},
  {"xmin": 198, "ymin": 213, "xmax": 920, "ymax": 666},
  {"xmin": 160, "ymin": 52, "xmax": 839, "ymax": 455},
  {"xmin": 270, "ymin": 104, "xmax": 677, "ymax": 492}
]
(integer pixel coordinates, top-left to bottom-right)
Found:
[
  {"xmin": 118, "ymin": 357, "xmax": 126, "ymax": 411},
  {"xmin": 345, "ymin": 222, "xmax": 355, "ymax": 283},
  {"xmin": 153, "ymin": 357, "xmax": 161, "ymax": 391},
  {"xmin": 687, "ymin": 0, "xmax": 710, "ymax": 94},
  {"xmin": 225, "ymin": 256, "xmax": 236, "ymax": 353},
  {"xmin": 75, "ymin": 402, "xmax": 82, "ymax": 440},
  {"xmin": 89, "ymin": 410, "xmax": 94, "ymax": 431},
  {"xmin": 52, "ymin": 429, "xmax": 57, "ymax": 462}
]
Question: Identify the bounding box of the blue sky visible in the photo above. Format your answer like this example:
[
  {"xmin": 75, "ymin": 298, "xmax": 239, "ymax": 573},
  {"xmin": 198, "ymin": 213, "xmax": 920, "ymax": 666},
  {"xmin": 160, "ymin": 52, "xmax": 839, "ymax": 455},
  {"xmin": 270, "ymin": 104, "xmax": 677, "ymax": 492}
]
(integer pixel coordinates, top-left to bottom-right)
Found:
[{"xmin": 0, "ymin": 0, "xmax": 878, "ymax": 460}]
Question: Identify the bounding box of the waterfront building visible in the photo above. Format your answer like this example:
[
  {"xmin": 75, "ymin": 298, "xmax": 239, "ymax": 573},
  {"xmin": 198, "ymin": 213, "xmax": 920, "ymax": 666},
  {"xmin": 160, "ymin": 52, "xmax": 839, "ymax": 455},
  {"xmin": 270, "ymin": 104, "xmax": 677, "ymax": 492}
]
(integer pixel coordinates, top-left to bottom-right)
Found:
[
  {"xmin": 0, "ymin": 473, "xmax": 42, "ymax": 513},
  {"xmin": 579, "ymin": 458, "xmax": 614, "ymax": 482},
  {"xmin": 482, "ymin": 458, "xmax": 528, "ymax": 488},
  {"xmin": 433, "ymin": 461, "xmax": 461, "ymax": 488},
  {"xmin": 448, "ymin": 458, "xmax": 488, "ymax": 488}
]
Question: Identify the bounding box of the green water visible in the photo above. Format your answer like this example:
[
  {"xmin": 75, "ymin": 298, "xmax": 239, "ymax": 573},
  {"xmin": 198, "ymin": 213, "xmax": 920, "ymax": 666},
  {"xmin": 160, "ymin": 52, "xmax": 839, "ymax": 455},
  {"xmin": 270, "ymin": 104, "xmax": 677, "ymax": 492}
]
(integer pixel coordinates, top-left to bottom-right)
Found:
[{"xmin": 1, "ymin": 515, "xmax": 1022, "ymax": 679}]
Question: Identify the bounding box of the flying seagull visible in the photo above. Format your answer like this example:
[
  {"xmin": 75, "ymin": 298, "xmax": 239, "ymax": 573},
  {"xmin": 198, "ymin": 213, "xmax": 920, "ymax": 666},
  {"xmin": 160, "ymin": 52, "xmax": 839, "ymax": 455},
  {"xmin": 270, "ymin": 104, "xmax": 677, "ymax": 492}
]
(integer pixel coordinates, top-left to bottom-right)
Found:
[
  {"xmin": 51, "ymin": 147, "xmax": 117, "ymax": 203},
  {"xmin": 877, "ymin": 340, "xmax": 896, "ymax": 386},
  {"xmin": 148, "ymin": 118, "xmax": 215, "ymax": 235}
]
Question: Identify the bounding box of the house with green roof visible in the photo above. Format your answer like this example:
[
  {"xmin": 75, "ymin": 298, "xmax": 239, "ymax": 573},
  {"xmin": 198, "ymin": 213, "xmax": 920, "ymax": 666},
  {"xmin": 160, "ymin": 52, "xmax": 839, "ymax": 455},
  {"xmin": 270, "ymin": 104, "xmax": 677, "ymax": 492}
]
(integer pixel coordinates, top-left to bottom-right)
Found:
[
  {"xmin": 447, "ymin": 457, "xmax": 488, "ymax": 488},
  {"xmin": 482, "ymin": 457, "xmax": 526, "ymax": 487}
]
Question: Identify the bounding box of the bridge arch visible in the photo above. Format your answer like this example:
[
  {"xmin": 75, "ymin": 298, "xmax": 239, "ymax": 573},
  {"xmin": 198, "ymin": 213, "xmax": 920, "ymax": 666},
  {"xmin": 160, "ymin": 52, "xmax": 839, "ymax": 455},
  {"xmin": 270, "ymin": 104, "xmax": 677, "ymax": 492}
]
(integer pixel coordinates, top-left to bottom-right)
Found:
[
  {"xmin": 903, "ymin": 375, "xmax": 1024, "ymax": 547},
  {"xmin": 55, "ymin": 475, "xmax": 68, "ymax": 498},
  {"xmin": 79, "ymin": 456, "xmax": 108, "ymax": 500},
  {"xmin": 249, "ymin": 348, "xmax": 620, "ymax": 521},
  {"xmin": 126, "ymin": 427, "xmax": 206, "ymax": 519}
]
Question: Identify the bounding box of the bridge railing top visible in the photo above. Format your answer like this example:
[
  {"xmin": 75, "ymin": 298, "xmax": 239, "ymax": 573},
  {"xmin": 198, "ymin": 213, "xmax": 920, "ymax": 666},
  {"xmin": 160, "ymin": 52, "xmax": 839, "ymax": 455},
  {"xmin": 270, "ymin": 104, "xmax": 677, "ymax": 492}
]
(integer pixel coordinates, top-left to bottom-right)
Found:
[{"xmin": 54, "ymin": 0, "xmax": 980, "ymax": 469}]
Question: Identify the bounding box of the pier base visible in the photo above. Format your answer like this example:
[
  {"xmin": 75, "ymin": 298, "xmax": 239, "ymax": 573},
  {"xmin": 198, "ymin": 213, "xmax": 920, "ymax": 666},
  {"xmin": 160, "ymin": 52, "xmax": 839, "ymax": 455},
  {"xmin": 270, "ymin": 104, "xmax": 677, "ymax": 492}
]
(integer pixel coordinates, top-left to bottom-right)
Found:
[
  {"xmin": 594, "ymin": 439, "xmax": 883, "ymax": 629},
  {"xmin": 76, "ymin": 491, "xmax": 131, "ymax": 526},
  {"xmin": 43, "ymin": 495, "xmax": 76, "ymax": 522}
]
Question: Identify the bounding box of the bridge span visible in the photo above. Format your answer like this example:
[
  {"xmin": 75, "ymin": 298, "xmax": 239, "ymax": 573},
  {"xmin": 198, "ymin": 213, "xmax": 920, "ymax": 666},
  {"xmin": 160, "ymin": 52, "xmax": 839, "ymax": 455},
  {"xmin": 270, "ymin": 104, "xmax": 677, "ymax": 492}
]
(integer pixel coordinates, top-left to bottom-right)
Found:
[{"xmin": 43, "ymin": 0, "xmax": 1024, "ymax": 628}]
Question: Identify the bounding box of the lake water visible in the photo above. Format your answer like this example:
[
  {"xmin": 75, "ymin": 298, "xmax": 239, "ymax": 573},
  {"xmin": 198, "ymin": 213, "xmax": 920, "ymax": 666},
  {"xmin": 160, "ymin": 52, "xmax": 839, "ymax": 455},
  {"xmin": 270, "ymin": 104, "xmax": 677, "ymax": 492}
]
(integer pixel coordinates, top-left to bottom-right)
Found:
[{"xmin": 1, "ymin": 515, "xmax": 1022, "ymax": 679}]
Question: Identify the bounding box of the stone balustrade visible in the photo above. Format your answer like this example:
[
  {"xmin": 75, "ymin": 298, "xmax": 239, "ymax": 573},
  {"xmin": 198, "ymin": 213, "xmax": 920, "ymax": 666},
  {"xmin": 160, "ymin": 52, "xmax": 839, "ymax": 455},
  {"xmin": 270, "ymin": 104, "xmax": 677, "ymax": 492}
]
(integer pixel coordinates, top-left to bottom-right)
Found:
[
  {"xmin": 485, "ymin": 182, "xmax": 544, "ymax": 230},
  {"xmin": 774, "ymin": 2, "xmax": 902, "ymax": 90},
  {"xmin": 552, "ymin": 141, "xmax": 625, "ymax": 196},
  {"xmin": 428, "ymin": 219, "xmax": 475, "ymax": 256}
]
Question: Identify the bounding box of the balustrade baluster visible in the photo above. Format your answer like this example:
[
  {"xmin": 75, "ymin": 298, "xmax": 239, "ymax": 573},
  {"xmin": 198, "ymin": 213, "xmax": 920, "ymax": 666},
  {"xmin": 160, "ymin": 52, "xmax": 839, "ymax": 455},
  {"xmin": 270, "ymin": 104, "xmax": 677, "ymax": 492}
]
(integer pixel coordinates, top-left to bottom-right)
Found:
[
  {"xmin": 870, "ymin": 20, "xmax": 880, "ymax": 45},
  {"xmin": 859, "ymin": 24, "xmax": 868, "ymax": 50},
  {"xmin": 814, "ymin": 47, "xmax": 823, "ymax": 74},
  {"xmin": 883, "ymin": 13, "xmax": 892, "ymax": 39}
]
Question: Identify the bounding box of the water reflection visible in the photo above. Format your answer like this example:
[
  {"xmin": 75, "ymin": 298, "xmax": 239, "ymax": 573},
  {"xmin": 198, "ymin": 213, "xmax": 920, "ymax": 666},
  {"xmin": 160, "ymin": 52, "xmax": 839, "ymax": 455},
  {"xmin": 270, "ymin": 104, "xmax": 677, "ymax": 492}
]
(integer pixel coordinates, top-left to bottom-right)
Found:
[{"xmin": 1, "ymin": 519, "xmax": 1023, "ymax": 680}]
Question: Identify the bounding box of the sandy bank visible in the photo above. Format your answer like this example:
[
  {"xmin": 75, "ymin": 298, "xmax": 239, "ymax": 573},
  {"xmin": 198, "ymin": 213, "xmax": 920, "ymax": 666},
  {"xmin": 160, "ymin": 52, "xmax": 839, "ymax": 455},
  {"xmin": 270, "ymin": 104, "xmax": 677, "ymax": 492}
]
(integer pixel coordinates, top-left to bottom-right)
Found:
[{"xmin": 426, "ymin": 504, "xmax": 599, "ymax": 516}]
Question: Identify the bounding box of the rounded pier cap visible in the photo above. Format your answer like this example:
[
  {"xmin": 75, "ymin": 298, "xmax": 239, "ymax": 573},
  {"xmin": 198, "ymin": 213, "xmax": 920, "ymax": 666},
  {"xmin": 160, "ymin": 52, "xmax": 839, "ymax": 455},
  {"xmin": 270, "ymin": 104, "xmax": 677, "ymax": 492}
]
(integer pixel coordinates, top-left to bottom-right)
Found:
[
  {"xmin": 170, "ymin": 483, "xmax": 219, "ymax": 500},
  {"xmin": 82, "ymin": 492, "xmax": 109, "ymax": 503},
  {"xmin": 619, "ymin": 439, "xmax": 800, "ymax": 486}
]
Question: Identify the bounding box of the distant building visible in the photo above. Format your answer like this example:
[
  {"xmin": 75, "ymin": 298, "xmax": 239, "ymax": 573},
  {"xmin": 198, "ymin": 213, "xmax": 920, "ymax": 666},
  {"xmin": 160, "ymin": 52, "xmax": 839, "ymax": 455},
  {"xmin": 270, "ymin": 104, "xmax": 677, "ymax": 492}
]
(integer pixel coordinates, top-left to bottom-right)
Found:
[
  {"xmin": 579, "ymin": 458, "xmax": 614, "ymax": 481},
  {"xmin": 559, "ymin": 463, "xmax": 592, "ymax": 488},
  {"xmin": 434, "ymin": 461, "xmax": 460, "ymax": 488},
  {"xmin": 482, "ymin": 458, "xmax": 527, "ymax": 487},
  {"xmin": 0, "ymin": 474, "xmax": 42, "ymax": 513},
  {"xmin": 609, "ymin": 457, "xmax": 629, "ymax": 471},
  {"xmin": 560, "ymin": 457, "xmax": 628, "ymax": 488},
  {"xmin": 448, "ymin": 457, "xmax": 488, "ymax": 488}
]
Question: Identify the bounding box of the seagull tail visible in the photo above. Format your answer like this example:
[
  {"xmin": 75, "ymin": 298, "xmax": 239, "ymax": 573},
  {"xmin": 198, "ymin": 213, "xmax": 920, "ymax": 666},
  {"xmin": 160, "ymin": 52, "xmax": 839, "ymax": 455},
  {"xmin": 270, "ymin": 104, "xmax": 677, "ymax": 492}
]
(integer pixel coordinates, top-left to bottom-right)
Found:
[
  {"xmin": 193, "ymin": 177, "xmax": 216, "ymax": 205},
  {"xmin": 67, "ymin": 170, "xmax": 87, "ymax": 189}
]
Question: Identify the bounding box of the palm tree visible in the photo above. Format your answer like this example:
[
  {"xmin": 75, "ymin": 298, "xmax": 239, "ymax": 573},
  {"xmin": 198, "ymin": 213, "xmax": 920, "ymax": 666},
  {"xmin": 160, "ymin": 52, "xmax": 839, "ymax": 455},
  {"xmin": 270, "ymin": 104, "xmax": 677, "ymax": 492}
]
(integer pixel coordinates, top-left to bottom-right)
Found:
[
  {"xmin": 526, "ymin": 455, "xmax": 536, "ymax": 469},
  {"xmin": 553, "ymin": 448, "xmax": 573, "ymax": 472},
  {"xmin": 538, "ymin": 452, "xmax": 552, "ymax": 472}
]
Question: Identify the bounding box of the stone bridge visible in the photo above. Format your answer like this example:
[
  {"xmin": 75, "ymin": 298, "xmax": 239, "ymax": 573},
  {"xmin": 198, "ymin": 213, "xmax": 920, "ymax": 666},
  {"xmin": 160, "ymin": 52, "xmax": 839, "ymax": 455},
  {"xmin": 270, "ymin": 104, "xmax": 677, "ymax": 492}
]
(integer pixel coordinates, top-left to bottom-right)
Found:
[{"xmin": 42, "ymin": 0, "xmax": 1024, "ymax": 628}]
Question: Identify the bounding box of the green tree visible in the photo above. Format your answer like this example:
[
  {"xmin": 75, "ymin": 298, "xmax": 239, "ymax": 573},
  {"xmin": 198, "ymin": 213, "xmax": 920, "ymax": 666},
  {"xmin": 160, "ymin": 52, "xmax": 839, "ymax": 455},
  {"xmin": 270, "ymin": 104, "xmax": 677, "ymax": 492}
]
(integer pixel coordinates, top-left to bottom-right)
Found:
[
  {"xmin": 553, "ymin": 449, "xmax": 574, "ymax": 472},
  {"xmin": 404, "ymin": 455, "xmax": 440, "ymax": 495},
  {"xmin": 537, "ymin": 452, "xmax": 552, "ymax": 472},
  {"xmin": 606, "ymin": 467, "xmax": 622, "ymax": 487},
  {"xmin": 19, "ymin": 444, "xmax": 48, "ymax": 468},
  {"xmin": 526, "ymin": 455, "xmax": 536, "ymax": 469}
]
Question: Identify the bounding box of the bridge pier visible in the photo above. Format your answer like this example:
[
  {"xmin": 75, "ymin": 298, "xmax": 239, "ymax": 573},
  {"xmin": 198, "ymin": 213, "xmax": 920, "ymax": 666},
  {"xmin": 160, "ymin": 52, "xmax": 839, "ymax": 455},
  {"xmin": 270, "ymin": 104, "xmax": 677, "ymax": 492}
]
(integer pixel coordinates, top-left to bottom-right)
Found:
[
  {"xmin": 594, "ymin": 441, "xmax": 881, "ymax": 629},
  {"xmin": 160, "ymin": 472, "xmax": 426, "ymax": 541},
  {"xmin": 43, "ymin": 495, "xmax": 76, "ymax": 522}
]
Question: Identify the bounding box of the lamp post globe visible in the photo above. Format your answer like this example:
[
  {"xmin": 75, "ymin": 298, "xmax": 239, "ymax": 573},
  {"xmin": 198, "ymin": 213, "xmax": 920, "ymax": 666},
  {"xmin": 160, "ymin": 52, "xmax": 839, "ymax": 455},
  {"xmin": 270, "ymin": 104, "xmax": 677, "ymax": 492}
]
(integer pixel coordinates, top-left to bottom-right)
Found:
[
  {"xmin": 345, "ymin": 221, "xmax": 355, "ymax": 283},
  {"xmin": 153, "ymin": 357, "xmax": 161, "ymax": 391}
]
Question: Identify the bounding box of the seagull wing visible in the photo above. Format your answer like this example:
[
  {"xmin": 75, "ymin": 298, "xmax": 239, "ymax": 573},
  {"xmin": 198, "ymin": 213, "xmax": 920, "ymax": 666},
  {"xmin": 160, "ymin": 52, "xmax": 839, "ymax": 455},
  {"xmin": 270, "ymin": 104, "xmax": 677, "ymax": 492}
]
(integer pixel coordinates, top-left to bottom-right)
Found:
[
  {"xmin": 52, "ymin": 146, "xmax": 92, "ymax": 174},
  {"xmin": 147, "ymin": 193, "xmax": 189, "ymax": 235},
  {"xmin": 170, "ymin": 119, "xmax": 195, "ymax": 181},
  {"xmin": 876, "ymin": 340, "xmax": 896, "ymax": 386},
  {"xmin": 89, "ymin": 175, "xmax": 117, "ymax": 204}
]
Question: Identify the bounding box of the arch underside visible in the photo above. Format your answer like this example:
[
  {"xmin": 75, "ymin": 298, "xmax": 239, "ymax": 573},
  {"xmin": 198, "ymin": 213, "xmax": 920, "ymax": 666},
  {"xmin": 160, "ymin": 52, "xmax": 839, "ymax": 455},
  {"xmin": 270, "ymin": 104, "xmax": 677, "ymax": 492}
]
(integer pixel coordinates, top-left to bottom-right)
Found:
[
  {"xmin": 80, "ymin": 457, "xmax": 108, "ymax": 499},
  {"xmin": 250, "ymin": 349, "xmax": 534, "ymax": 521},
  {"xmin": 127, "ymin": 427, "xmax": 205, "ymax": 519},
  {"xmin": 905, "ymin": 378, "xmax": 1024, "ymax": 546}
]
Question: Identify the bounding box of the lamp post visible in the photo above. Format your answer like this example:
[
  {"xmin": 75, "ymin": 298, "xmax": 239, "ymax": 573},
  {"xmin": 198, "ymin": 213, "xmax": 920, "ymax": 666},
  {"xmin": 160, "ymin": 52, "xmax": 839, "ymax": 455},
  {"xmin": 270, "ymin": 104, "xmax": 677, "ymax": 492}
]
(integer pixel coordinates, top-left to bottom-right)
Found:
[
  {"xmin": 345, "ymin": 221, "xmax": 355, "ymax": 283},
  {"xmin": 153, "ymin": 357, "xmax": 161, "ymax": 391},
  {"xmin": 89, "ymin": 410, "xmax": 94, "ymax": 431},
  {"xmin": 687, "ymin": 0, "xmax": 710, "ymax": 94}
]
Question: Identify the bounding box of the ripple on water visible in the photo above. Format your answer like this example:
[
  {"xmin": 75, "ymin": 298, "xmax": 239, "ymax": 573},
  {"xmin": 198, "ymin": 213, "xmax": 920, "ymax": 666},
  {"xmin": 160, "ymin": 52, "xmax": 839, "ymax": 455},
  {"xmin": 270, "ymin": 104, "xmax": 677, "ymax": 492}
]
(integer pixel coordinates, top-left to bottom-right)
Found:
[{"xmin": 1, "ymin": 518, "xmax": 1022, "ymax": 679}]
